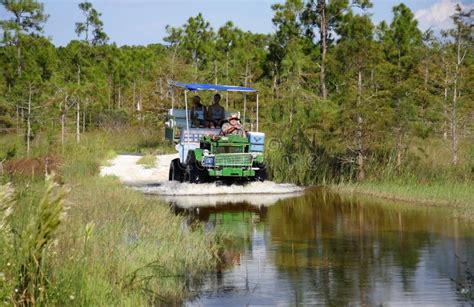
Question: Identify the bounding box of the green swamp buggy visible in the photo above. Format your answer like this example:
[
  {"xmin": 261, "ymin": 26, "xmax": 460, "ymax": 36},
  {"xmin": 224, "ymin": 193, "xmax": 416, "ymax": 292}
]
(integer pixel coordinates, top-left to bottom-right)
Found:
[{"xmin": 164, "ymin": 82, "xmax": 266, "ymax": 184}]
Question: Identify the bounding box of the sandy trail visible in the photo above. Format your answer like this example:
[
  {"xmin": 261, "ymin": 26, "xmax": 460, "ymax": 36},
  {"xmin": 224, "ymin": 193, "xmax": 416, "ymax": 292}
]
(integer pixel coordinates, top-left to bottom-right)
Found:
[
  {"xmin": 100, "ymin": 154, "xmax": 303, "ymax": 207},
  {"xmin": 100, "ymin": 154, "xmax": 177, "ymax": 185}
]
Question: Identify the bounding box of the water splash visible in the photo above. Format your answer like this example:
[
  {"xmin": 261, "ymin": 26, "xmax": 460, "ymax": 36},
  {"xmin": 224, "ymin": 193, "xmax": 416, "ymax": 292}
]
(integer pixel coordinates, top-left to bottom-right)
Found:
[
  {"xmin": 101, "ymin": 154, "xmax": 303, "ymax": 207},
  {"xmin": 136, "ymin": 181, "xmax": 303, "ymax": 196}
]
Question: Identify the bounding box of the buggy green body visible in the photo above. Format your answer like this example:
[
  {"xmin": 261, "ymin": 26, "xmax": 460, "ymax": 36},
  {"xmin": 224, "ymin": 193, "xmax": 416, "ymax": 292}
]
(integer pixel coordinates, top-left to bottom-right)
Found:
[{"xmin": 168, "ymin": 130, "xmax": 267, "ymax": 183}]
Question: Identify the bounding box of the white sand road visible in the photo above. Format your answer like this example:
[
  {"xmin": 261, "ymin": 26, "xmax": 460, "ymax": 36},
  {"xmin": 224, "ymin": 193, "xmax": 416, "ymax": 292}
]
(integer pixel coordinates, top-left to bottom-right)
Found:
[
  {"xmin": 100, "ymin": 154, "xmax": 178, "ymax": 186},
  {"xmin": 100, "ymin": 154, "xmax": 303, "ymax": 207}
]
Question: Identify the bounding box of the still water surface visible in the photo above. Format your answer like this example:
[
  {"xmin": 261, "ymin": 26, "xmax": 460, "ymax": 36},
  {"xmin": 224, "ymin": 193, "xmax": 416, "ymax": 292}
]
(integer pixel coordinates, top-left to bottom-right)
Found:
[{"xmin": 169, "ymin": 188, "xmax": 474, "ymax": 306}]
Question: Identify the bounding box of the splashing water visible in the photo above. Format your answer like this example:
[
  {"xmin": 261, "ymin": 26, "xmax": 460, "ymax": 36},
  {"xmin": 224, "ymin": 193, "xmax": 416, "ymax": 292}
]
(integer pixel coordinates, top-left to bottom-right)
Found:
[
  {"xmin": 137, "ymin": 181, "xmax": 303, "ymax": 196},
  {"xmin": 100, "ymin": 154, "xmax": 303, "ymax": 202}
]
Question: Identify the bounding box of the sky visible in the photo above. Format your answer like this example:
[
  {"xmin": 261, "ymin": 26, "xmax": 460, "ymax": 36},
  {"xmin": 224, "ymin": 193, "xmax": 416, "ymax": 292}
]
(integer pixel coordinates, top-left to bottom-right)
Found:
[{"xmin": 1, "ymin": 0, "xmax": 473, "ymax": 46}]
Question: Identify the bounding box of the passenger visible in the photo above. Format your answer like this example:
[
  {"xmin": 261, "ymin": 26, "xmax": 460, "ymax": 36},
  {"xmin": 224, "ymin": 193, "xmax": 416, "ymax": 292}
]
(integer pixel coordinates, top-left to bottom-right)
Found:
[
  {"xmin": 190, "ymin": 96, "xmax": 206, "ymax": 127},
  {"xmin": 221, "ymin": 113, "xmax": 246, "ymax": 136},
  {"xmin": 206, "ymin": 93, "xmax": 225, "ymax": 128}
]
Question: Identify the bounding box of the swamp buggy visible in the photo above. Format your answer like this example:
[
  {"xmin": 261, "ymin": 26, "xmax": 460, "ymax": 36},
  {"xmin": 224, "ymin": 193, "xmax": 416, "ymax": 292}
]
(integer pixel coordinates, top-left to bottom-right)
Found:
[{"xmin": 165, "ymin": 82, "xmax": 267, "ymax": 184}]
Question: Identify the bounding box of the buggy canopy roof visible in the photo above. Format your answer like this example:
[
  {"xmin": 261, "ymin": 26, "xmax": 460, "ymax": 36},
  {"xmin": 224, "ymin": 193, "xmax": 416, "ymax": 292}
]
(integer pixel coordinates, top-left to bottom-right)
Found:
[{"xmin": 173, "ymin": 81, "xmax": 256, "ymax": 93}]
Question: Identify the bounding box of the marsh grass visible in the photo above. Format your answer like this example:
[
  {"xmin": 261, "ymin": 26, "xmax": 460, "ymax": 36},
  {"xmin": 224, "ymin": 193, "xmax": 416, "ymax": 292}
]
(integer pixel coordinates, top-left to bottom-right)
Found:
[
  {"xmin": 266, "ymin": 133, "xmax": 472, "ymax": 209},
  {"xmin": 0, "ymin": 128, "xmax": 221, "ymax": 305},
  {"xmin": 17, "ymin": 176, "xmax": 67, "ymax": 305},
  {"xmin": 333, "ymin": 180, "xmax": 474, "ymax": 220},
  {"xmin": 47, "ymin": 176, "xmax": 218, "ymax": 305},
  {"xmin": 136, "ymin": 154, "xmax": 157, "ymax": 169}
]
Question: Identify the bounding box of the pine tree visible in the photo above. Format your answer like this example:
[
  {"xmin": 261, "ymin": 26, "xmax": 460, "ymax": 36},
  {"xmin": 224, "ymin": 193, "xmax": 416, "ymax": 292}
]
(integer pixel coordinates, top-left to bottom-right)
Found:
[
  {"xmin": 386, "ymin": 3, "xmax": 422, "ymax": 168},
  {"xmin": 0, "ymin": 0, "xmax": 48, "ymax": 76},
  {"xmin": 75, "ymin": 1, "xmax": 108, "ymax": 46},
  {"xmin": 302, "ymin": 0, "xmax": 372, "ymax": 99}
]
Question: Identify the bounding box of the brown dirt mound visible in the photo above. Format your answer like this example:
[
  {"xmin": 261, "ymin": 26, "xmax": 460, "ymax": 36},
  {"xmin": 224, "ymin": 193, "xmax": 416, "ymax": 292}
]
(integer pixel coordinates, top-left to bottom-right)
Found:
[{"xmin": 5, "ymin": 156, "xmax": 62, "ymax": 182}]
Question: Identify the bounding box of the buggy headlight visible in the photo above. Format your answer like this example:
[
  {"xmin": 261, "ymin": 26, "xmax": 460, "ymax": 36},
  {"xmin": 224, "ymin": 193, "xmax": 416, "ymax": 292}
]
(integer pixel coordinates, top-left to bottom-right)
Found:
[{"xmin": 202, "ymin": 156, "xmax": 215, "ymax": 167}]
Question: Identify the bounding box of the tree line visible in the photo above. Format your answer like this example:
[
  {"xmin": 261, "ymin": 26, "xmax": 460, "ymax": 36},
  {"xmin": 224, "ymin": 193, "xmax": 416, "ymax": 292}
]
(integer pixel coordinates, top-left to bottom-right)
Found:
[{"xmin": 0, "ymin": 0, "xmax": 472, "ymax": 182}]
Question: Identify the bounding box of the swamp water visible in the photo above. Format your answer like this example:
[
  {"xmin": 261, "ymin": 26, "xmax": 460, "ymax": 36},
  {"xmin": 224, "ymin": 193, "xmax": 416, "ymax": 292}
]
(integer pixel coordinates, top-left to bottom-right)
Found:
[{"xmin": 160, "ymin": 187, "xmax": 474, "ymax": 306}]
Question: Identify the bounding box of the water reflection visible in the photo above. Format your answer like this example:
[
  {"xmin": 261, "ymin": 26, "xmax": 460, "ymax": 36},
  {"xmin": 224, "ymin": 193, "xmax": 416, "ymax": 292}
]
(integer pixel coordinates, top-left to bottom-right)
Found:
[{"xmin": 181, "ymin": 188, "xmax": 474, "ymax": 306}]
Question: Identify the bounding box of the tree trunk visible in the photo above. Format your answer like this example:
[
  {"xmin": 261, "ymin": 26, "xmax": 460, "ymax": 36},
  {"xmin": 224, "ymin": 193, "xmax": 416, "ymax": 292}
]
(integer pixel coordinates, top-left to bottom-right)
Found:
[
  {"xmin": 17, "ymin": 43, "xmax": 22, "ymax": 76},
  {"xmin": 76, "ymin": 99, "xmax": 80, "ymax": 143},
  {"xmin": 108, "ymin": 77, "xmax": 112, "ymax": 110},
  {"xmin": 356, "ymin": 70, "xmax": 365, "ymax": 181},
  {"xmin": 133, "ymin": 81, "xmax": 138, "ymax": 111},
  {"xmin": 171, "ymin": 43, "xmax": 179, "ymax": 79},
  {"xmin": 451, "ymin": 82, "xmax": 458, "ymax": 165},
  {"xmin": 318, "ymin": 0, "xmax": 327, "ymax": 99},
  {"xmin": 82, "ymin": 102, "xmax": 86, "ymax": 133},
  {"xmin": 226, "ymin": 51, "xmax": 229, "ymax": 108},
  {"xmin": 61, "ymin": 112, "xmax": 65, "ymax": 147},
  {"xmin": 214, "ymin": 60, "xmax": 218, "ymax": 85},
  {"xmin": 77, "ymin": 63, "xmax": 81, "ymax": 85},
  {"xmin": 139, "ymin": 67, "xmax": 144, "ymax": 121},
  {"xmin": 243, "ymin": 59, "xmax": 249, "ymax": 121},
  {"xmin": 76, "ymin": 63, "xmax": 81, "ymax": 143},
  {"xmin": 450, "ymin": 22, "xmax": 465, "ymax": 166},
  {"xmin": 272, "ymin": 63, "xmax": 278, "ymax": 98},
  {"xmin": 395, "ymin": 49, "xmax": 404, "ymax": 168},
  {"xmin": 26, "ymin": 84, "xmax": 32, "ymax": 157},
  {"xmin": 16, "ymin": 106, "xmax": 20, "ymax": 135},
  {"xmin": 118, "ymin": 86, "xmax": 122, "ymax": 109},
  {"xmin": 194, "ymin": 58, "xmax": 198, "ymax": 81},
  {"xmin": 61, "ymin": 96, "xmax": 68, "ymax": 147},
  {"xmin": 443, "ymin": 65, "xmax": 449, "ymax": 141},
  {"xmin": 396, "ymin": 129, "xmax": 404, "ymax": 168},
  {"xmin": 159, "ymin": 78, "xmax": 163, "ymax": 101}
]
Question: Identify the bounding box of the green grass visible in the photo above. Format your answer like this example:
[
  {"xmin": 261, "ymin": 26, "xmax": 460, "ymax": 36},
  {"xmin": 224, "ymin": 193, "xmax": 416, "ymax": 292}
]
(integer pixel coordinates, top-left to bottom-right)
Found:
[
  {"xmin": 332, "ymin": 180, "xmax": 474, "ymax": 220},
  {"xmin": 0, "ymin": 129, "xmax": 221, "ymax": 305},
  {"xmin": 136, "ymin": 154, "xmax": 157, "ymax": 169}
]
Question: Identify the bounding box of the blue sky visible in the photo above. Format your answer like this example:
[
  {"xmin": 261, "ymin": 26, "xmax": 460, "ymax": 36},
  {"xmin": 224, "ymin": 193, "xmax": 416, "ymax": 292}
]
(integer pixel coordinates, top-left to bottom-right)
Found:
[{"xmin": 1, "ymin": 0, "xmax": 472, "ymax": 46}]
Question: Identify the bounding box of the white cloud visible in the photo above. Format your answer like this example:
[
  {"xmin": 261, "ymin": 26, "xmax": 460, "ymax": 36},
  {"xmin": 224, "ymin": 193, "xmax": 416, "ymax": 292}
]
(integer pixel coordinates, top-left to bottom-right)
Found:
[{"xmin": 415, "ymin": 0, "xmax": 473, "ymax": 31}]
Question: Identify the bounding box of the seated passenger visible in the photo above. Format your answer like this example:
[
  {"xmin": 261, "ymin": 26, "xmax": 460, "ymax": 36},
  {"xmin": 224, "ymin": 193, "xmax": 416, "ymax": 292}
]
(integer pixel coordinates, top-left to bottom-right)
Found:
[
  {"xmin": 221, "ymin": 113, "xmax": 246, "ymax": 136},
  {"xmin": 206, "ymin": 93, "xmax": 225, "ymax": 128},
  {"xmin": 190, "ymin": 96, "xmax": 206, "ymax": 127}
]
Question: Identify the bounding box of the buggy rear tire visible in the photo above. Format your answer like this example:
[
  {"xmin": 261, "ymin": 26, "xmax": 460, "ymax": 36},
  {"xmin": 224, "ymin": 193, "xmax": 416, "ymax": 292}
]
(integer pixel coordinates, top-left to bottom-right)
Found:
[
  {"xmin": 185, "ymin": 151, "xmax": 208, "ymax": 184},
  {"xmin": 169, "ymin": 158, "xmax": 184, "ymax": 182}
]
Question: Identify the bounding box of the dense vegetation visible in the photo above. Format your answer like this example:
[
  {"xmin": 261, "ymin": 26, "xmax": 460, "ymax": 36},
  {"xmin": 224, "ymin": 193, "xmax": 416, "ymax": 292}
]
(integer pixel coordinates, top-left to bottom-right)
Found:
[
  {"xmin": 0, "ymin": 0, "xmax": 472, "ymax": 304},
  {"xmin": 0, "ymin": 130, "xmax": 222, "ymax": 305},
  {"xmin": 0, "ymin": 0, "xmax": 472, "ymax": 184}
]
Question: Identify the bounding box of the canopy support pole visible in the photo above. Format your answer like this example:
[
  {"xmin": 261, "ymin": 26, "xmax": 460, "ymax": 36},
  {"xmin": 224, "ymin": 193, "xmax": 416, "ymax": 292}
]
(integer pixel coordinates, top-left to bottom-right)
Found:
[
  {"xmin": 185, "ymin": 90, "xmax": 190, "ymax": 147},
  {"xmin": 256, "ymin": 93, "xmax": 259, "ymax": 132},
  {"xmin": 171, "ymin": 85, "xmax": 175, "ymax": 109},
  {"xmin": 243, "ymin": 94, "xmax": 247, "ymax": 130}
]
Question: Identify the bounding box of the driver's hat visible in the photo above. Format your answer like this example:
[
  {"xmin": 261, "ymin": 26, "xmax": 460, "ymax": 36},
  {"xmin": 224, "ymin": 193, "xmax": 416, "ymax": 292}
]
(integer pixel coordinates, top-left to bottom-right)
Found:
[{"xmin": 228, "ymin": 113, "xmax": 239, "ymax": 120}]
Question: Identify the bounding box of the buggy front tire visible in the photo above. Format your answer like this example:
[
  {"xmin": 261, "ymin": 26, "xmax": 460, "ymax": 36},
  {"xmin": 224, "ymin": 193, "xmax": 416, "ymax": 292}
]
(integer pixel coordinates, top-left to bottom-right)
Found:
[{"xmin": 254, "ymin": 168, "xmax": 267, "ymax": 182}]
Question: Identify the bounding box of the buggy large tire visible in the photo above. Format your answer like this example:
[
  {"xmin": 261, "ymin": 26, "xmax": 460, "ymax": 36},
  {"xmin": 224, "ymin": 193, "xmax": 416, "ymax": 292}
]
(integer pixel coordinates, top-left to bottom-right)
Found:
[
  {"xmin": 185, "ymin": 151, "xmax": 208, "ymax": 184},
  {"xmin": 169, "ymin": 158, "xmax": 184, "ymax": 182},
  {"xmin": 254, "ymin": 168, "xmax": 267, "ymax": 182}
]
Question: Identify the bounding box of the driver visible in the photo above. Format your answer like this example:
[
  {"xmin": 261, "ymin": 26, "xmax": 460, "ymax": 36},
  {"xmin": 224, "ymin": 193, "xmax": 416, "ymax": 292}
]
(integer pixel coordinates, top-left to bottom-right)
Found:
[{"xmin": 221, "ymin": 113, "xmax": 246, "ymax": 136}]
